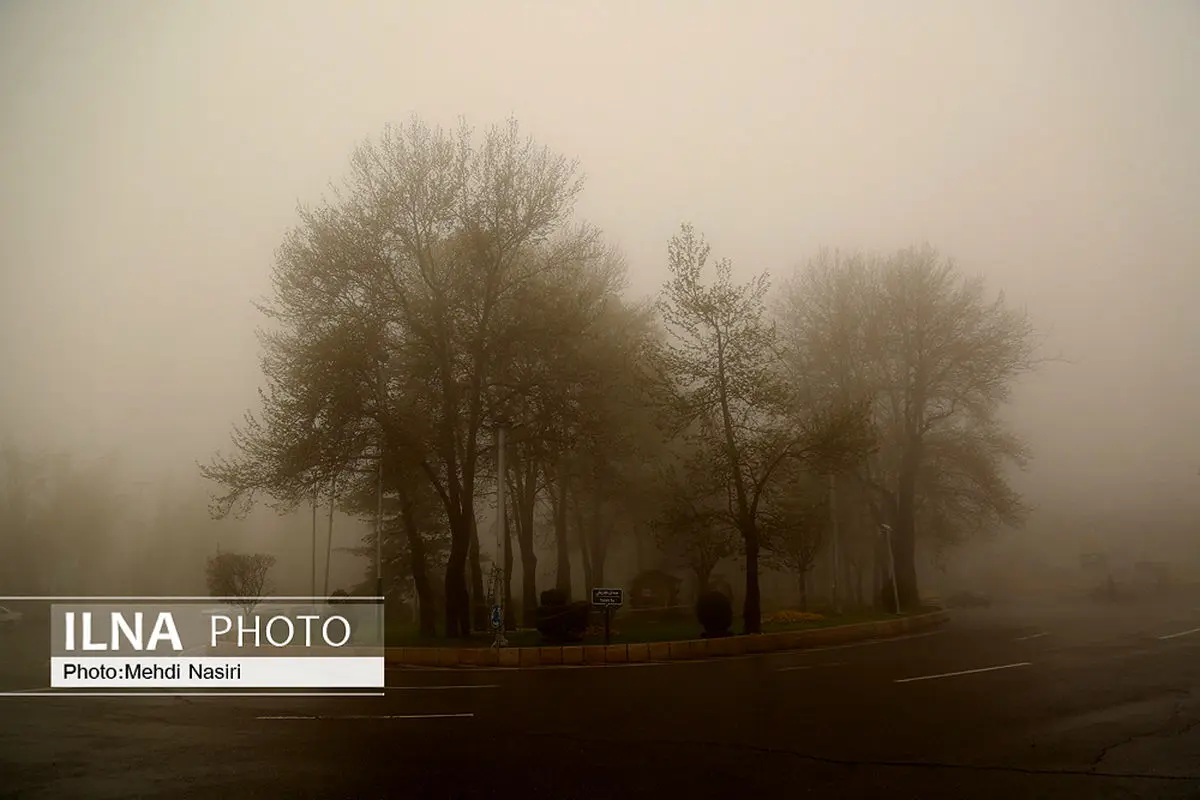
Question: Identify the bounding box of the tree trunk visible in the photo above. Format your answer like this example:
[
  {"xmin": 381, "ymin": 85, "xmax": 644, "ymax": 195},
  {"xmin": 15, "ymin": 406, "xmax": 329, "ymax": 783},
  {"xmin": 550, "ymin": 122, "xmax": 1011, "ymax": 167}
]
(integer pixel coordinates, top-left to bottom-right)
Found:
[
  {"xmin": 553, "ymin": 473, "xmax": 571, "ymax": 598},
  {"xmin": 574, "ymin": 494, "xmax": 594, "ymax": 594},
  {"xmin": 444, "ymin": 513, "xmax": 471, "ymax": 638},
  {"xmin": 797, "ymin": 572, "xmax": 808, "ymax": 611},
  {"xmin": 696, "ymin": 560, "xmax": 715, "ymax": 597},
  {"xmin": 502, "ymin": 507, "xmax": 516, "ymax": 631},
  {"xmin": 511, "ymin": 463, "xmax": 540, "ymax": 627},
  {"xmin": 742, "ymin": 528, "xmax": 762, "ymax": 634},
  {"xmin": 590, "ymin": 498, "xmax": 607, "ymax": 590},
  {"xmin": 468, "ymin": 515, "xmax": 486, "ymax": 631},
  {"xmin": 398, "ymin": 496, "xmax": 436, "ymax": 638}
]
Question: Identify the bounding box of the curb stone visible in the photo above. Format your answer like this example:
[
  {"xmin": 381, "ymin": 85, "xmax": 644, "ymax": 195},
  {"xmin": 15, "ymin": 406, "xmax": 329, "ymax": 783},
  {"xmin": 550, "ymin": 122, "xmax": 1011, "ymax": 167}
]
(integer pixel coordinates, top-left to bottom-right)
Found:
[{"xmin": 383, "ymin": 610, "xmax": 948, "ymax": 669}]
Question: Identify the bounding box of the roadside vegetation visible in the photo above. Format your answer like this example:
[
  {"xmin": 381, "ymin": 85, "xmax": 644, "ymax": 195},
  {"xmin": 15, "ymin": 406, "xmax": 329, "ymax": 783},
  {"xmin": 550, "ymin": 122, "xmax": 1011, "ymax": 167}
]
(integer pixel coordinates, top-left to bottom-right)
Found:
[
  {"xmin": 0, "ymin": 115, "xmax": 1038, "ymax": 638},
  {"xmin": 191, "ymin": 116, "xmax": 1037, "ymax": 639}
]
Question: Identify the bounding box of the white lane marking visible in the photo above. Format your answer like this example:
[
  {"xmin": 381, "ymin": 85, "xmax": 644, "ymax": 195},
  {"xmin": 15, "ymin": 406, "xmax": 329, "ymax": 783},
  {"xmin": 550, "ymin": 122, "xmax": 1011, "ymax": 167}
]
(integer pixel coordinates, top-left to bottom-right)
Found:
[
  {"xmin": 386, "ymin": 684, "xmax": 498, "ymax": 690},
  {"xmin": 777, "ymin": 661, "xmax": 847, "ymax": 672},
  {"xmin": 1158, "ymin": 626, "xmax": 1200, "ymax": 641},
  {"xmin": 1015, "ymin": 632, "xmax": 1047, "ymax": 641},
  {"xmin": 895, "ymin": 662, "xmax": 1032, "ymax": 684},
  {"xmin": 256, "ymin": 713, "xmax": 474, "ymax": 721}
]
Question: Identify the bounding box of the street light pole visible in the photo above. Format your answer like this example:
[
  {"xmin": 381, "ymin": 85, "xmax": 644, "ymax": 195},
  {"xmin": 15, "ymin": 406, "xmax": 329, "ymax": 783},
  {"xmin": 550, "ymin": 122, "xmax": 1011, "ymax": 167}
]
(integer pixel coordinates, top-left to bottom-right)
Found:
[
  {"xmin": 375, "ymin": 360, "xmax": 387, "ymax": 646},
  {"xmin": 881, "ymin": 524, "xmax": 901, "ymax": 614},
  {"xmin": 830, "ymin": 472, "xmax": 841, "ymax": 614},
  {"xmin": 375, "ymin": 444, "xmax": 384, "ymax": 601},
  {"xmin": 493, "ymin": 422, "xmax": 508, "ymax": 648},
  {"xmin": 311, "ymin": 484, "xmax": 318, "ymax": 599},
  {"xmin": 324, "ymin": 474, "xmax": 337, "ymax": 597}
]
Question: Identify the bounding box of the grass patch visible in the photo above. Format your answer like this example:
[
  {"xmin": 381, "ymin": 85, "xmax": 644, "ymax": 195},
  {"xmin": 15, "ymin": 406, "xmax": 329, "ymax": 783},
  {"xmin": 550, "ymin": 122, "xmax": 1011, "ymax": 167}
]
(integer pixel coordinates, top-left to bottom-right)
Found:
[{"xmin": 386, "ymin": 607, "xmax": 925, "ymax": 648}]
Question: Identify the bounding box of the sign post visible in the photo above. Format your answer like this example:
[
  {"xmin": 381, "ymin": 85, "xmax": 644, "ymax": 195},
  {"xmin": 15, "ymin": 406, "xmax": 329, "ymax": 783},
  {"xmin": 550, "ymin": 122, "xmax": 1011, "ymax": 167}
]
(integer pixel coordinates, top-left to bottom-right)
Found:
[{"xmin": 590, "ymin": 588, "xmax": 623, "ymax": 646}]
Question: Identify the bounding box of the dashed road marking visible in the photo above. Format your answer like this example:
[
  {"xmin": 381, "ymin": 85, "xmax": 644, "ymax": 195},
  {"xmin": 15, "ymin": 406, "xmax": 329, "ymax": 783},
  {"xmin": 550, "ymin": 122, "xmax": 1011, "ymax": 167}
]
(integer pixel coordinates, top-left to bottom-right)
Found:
[
  {"xmin": 895, "ymin": 662, "xmax": 1032, "ymax": 684},
  {"xmin": 1158, "ymin": 626, "xmax": 1200, "ymax": 641},
  {"xmin": 1015, "ymin": 632, "xmax": 1048, "ymax": 641},
  {"xmin": 256, "ymin": 712, "xmax": 474, "ymax": 721},
  {"xmin": 777, "ymin": 661, "xmax": 847, "ymax": 672}
]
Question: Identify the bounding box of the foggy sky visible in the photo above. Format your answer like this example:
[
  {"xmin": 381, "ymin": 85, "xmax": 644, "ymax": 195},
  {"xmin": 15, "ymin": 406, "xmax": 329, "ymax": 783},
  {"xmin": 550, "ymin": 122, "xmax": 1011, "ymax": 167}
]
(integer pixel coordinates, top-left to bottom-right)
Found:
[{"xmin": 2, "ymin": 0, "xmax": 1198, "ymax": 514}]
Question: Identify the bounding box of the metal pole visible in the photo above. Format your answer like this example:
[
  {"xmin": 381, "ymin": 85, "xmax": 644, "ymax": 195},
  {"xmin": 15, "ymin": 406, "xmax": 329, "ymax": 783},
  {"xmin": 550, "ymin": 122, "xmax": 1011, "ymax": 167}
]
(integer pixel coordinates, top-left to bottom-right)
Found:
[
  {"xmin": 311, "ymin": 486, "xmax": 318, "ymax": 599},
  {"xmin": 494, "ymin": 423, "xmax": 508, "ymax": 647},
  {"xmin": 376, "ymin": 363, "xmax": 386, "ymax": 613},
  {"xmin": 830, "ymin": 472, "xmax": 841, "ymax": 614},
  {"xmin": 884, "ymin": 524, "xmax": 901, "ymax": 614},
  {"xmin": 376, "ymin": 447, "xmax": 384, "ymax": 598},
  {"xmin": 324, "ymin": 475, "xmax": 336, "ymax": 597}
]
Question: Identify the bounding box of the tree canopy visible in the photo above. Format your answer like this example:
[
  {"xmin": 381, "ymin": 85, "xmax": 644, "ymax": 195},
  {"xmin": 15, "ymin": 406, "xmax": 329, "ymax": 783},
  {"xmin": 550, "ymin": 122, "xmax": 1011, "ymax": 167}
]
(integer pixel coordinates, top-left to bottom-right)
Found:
[{"xmin": 201, "ymin": 116, "xmax": 1038, "ymax": 638}]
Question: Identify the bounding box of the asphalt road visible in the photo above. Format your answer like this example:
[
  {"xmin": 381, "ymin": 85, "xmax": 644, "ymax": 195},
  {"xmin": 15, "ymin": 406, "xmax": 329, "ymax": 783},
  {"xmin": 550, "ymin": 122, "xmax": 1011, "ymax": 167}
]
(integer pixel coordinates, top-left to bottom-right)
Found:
[{"xmin": 2, "ymin": 598, "xmax": 1199, "ymax": 799}]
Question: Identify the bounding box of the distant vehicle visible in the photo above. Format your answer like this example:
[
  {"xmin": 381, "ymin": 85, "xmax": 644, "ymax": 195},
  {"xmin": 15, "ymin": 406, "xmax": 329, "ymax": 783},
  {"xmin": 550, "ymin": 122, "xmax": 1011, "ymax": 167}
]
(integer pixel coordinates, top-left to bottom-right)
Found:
[
  {"xmin": 0, "ymin": 605, "xmax": 24, "ymax": 625},
  {"xmin": 945, "ymin": 590, "xmax": 991, "ymax": 609}
]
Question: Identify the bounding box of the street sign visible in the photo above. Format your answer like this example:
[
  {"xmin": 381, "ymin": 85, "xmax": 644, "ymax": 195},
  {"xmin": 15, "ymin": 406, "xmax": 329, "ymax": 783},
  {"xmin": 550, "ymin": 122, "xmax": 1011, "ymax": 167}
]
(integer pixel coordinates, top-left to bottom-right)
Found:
[
  {"xmin": 591, "ymin": 588, "xmax": 623, "ymax": 608},
  {"xmin": 489, "ymin": 605, "xmax": 502, "ymax": 630}
]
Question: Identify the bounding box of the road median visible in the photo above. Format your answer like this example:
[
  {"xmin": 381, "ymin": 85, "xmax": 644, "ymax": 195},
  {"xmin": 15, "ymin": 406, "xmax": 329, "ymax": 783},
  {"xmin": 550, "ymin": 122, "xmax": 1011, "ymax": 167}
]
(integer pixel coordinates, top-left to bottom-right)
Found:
[{"xmin": 384, "ymin": 609, "xmax": 948, "ymax": 668}]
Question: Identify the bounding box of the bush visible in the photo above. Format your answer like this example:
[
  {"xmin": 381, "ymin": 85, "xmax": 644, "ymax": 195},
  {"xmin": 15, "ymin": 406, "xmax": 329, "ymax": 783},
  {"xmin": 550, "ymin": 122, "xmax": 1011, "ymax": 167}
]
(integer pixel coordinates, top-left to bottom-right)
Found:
[
  {"xmin": 328, "ymin": 589, "xmax": 349, "ymax": 605},
  {"xmin": 696, "ymin": 590, "xmax": 733, "ymax": 637},
  {"xmin": 540, "ymin": 588, "xmax": 568, "ymax": 607},
  {"xmin": 536, "ymin": 600, "xmax": 589, "ymax": 643}
]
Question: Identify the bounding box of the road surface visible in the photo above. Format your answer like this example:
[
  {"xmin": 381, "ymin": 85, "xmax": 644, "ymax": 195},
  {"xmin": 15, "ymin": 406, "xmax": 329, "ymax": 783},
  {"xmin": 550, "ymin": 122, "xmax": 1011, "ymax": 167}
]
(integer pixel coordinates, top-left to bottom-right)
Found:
[{"xmin": 2, "ymin": 599, "xmax": 1198, "ymax": 798}]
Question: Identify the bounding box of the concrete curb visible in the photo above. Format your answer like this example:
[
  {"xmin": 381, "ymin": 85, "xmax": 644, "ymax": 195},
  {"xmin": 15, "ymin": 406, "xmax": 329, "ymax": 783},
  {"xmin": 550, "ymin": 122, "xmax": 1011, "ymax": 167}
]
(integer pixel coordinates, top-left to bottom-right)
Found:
[{"xmin": 384, "ymin": 610, "xmax": 949, "ymax": 669}]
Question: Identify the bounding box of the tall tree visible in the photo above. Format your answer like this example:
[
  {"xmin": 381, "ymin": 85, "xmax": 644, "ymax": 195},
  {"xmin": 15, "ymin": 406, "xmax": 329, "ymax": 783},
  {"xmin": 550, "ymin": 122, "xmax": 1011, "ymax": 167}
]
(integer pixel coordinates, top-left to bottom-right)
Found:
[
  {"xmin": 657, "ymin": 225, "xmax": 872, "ymax": 633},
  {"xmin": 203, "ymin": 117, "xmax": 618, "ymax": 638},
  {"xmin": 779, "ymin": 245, "xmax": 1037, "ymax": 608}
]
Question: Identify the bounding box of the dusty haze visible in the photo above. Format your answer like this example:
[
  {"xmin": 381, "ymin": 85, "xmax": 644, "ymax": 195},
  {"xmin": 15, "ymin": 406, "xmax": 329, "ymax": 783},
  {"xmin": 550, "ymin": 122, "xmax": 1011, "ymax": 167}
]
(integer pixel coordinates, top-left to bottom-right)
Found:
[{"xmin": 2, "ymin": 1, "xmax": 1197, "ymax": 587}]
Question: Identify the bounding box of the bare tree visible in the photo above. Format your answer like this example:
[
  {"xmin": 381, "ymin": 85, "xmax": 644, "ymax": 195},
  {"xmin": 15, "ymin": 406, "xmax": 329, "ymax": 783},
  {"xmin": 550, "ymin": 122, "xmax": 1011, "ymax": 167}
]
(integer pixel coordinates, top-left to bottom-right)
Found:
[{"xmin": 205, "ymin": 552, "xmax": 276, "ymax": 615}]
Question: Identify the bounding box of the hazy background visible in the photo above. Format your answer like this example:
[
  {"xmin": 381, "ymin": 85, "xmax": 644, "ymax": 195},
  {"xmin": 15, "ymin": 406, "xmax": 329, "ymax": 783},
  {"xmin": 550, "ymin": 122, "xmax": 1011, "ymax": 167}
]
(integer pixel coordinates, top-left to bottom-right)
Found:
[{"xmin": 2, "ymin": 0, "xmax": 1197, "ymax": 589}]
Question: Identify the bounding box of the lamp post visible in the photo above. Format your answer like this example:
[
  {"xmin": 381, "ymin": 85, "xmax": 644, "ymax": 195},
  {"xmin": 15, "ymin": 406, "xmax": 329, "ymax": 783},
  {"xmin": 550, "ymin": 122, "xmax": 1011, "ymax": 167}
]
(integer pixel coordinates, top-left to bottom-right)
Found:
[
  {"xmin": 829, "ymin": 472, "xmax": 841, "ymax": 614},
  {"xmin": 324, "ymin": 474, "xmax": 337, "ymax": 597},
  {"xmin": 374, "ymin": 355, "xmax": 389, "ymax": 646},
  {"xmin": 492, "ymin": 421, "xmax": 508, "ymax": 648},
  {"xmin": 880, "ymin": 524, "xmax": 901, "ymax": 614},
  {"xmin": 311, "ymin": 484, "xmax": 318, "ymax": 598}
]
